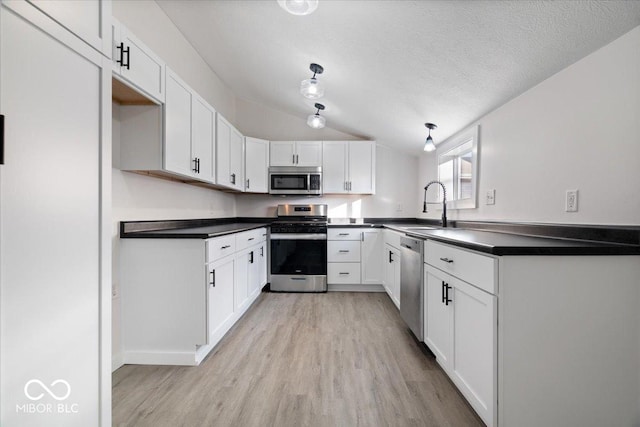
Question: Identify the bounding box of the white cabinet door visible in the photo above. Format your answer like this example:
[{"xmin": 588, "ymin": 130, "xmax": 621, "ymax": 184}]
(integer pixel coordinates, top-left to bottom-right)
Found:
[
  {"xmin": 216, "ymin": 114, "xmax": 232, "ymax": 187},
  {"xmin": 234, "ymin": 250, "xmax": 250, "ymax": 312},
  {"xmin": 191, "ymin": 95, "xmax": 215, "ymax": 183},
  {"xmin": 296, "ymin": 141, "xmax": 322, "ymax": 166},
  {"xmin": 244, "ymin": 137, "xmax": 269, "ymax": 193},
  {"xmin": 1, "ymin": 6, "xmax": 105, "ymax": 425},
  {"xmin": 451, "ymin": 279, "xmax": 496, "ymax": 427},
  {"xmin": 216, "ymin": 114, "xmax": 244, "ymax": 191},
  {"xmin": 229, "ymin": 127, "xmax": 244, "ymax": 191},
  {"xmin": 270, "ymin": 141, "xmax": 295, "ymax": 166},
  {"xmin": 31, "ymin": 0, "xmax": 110, "ymax": 56},
  {"xmin": 207, "ymin": 258, "xmax": 234, "ymax": 344},
  {"xmin": 258, "ymin": 241, "xmax": 267, "ymax": 287},
  {"xmin": 112, "ymin": 19, "xmax": 164, "ymax": 103},
  {"xmin": 384, "ymin": 244, "xmax": 400, "ymax": 308},
  {"xmin": 361, "ymin": 230, "xmax": 383, "ymax": 285},
  {"xmin": 425, "ymin": 268, "xmax": 452, "ymax": 366},
  {"xmin": 164, "ymin": 70, "xmax": 193, "ymax": 178},
  {"xmin": 349, "ymin": 141, "xmax": 376, "ymax": 194},
  {"xmin": 247, "ymin": 246, "xmax": 261, "ymax": 299},
  {"xmin": 322, "ymin": 141, "xmax": 348, "ymax": 193},
  {"xmin": 392, "ymin": 249, "xmax": 401, "ymax": 307}
]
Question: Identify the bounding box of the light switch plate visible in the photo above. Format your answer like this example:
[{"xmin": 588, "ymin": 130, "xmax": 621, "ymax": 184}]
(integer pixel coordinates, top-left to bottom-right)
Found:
[{"xmin": 486, "ymin": 189, "xmax": 496, "ymax": 205}]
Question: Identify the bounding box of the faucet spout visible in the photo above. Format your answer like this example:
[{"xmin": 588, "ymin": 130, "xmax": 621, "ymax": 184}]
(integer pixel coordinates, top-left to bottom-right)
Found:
[{"xmin": 423, "ymin": 180, "xmax": 447, "ymax": 228}]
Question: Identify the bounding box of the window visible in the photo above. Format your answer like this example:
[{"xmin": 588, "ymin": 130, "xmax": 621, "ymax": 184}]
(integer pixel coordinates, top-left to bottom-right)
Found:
[{"xmin": 437, "ymin": 125, "xmax": 479, "ymax": 209}]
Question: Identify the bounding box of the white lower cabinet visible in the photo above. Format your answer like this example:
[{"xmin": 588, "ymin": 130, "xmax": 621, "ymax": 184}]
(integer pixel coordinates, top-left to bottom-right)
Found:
[
  {"xmin": 327, "ymin": 228, "xmax": 383, "ymax": 290},
  {"xmin": 383, "ymin": 244, "xmax": 401, "ymax": 308},
  {"xmin": 121, "ymin": 227, "xmax": 267, "ymax": 366},
  {"xmin": 424, "ymin": 241, "xmax": 497, "ymax": 427},
  {"xmin": 383, "ymin": 230, "xmax": 404, "ymax": 308},
  {"xmin": 207, "ymin": 257, "xmax": 234, "ymax": 346}
]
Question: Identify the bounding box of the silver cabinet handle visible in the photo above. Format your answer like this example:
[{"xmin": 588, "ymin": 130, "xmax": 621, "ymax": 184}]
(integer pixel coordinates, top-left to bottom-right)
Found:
[
  {"xmin": 296, "ymin": 154, "xmax": 299, "ymax": 164},
  {"xmin": 246, "ymin": 179, "xmax": 250, "ymax": 189},
  {"xmin": 210, "ymin": 270, "xmax": 215, "ymax": 287},
  {"xmin": 248, "ymin": 237, "xmax": 255, "ymax": 241},
  {"xmin": 338, "ymin": 250, "xmax": 350, "ymax": 253},
  {"xmin": 339, "ymin": 272, "xmax": 350, "ymax": 275},
  {"xmin": 230, "ymin": 173, "xmax": 236, "ymax": 184},
  {"xmin": 338, "ymin": 233, "xmax": 349, "ymax": 236},
  {"xmin": 292, "ymin": 154, "xmax": 295, "ymax": 164},
  {"xmin": 439, "ymin": 257, "xmax": 454, "ymax": 263},
  {"xmin": 221, "ymin": 245, "xmax": 231, "ymax": 249}
]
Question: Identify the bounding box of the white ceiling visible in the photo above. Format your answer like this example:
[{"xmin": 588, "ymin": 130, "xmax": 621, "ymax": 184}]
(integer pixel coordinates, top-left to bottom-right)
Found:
[{"xmin": 156, "ymin": 0, "xmax": 640, "ymax": 154}]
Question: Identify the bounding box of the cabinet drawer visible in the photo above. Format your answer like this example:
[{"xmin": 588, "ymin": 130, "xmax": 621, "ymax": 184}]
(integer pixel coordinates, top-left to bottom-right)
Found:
[
  {"xmin": 328, "ymin": 263, "xmax": 361, "ymax": 284},
  {"xmin": 206, "ymin": 235, "xmax": 236, "ymax": 263},
  {"xmin": 328, "ymin": 241, "xmax": 361, "ymax": 262},
  {"xmin": 328, "ymin": 228, "xmax": 362, "ymax": 241},
  {"xmin": 236, "ymin": 228, "xmax": 263, "ymax": 252},
  {"xmin": 425, "ymin": 240, "xmax": 496, "ymax": 295}
]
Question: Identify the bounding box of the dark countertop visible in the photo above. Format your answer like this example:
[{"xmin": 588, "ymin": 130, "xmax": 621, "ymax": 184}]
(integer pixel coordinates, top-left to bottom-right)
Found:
[
  {"xmin": 121, "ymin": 223, "xmax": 268, "ymax": 239},
  {"xmin": 396, "ymin": 227, "xmax": 640, "ymax": 256},
  {"xmin": 119, "ymin": 218, "xmax": 640, "ymax": 256}
]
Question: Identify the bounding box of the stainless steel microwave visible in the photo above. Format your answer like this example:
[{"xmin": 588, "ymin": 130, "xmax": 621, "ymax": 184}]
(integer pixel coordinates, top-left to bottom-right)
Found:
[{"xmin": 269, "ymin": 166, "xmax": 322, "ymax": 196}]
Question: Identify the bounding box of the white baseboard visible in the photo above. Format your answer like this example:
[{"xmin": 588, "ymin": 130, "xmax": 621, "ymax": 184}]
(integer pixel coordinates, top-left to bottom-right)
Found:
[{"xmin": 112, "ymin": 353, "xmax": 124, "ymax": 372}]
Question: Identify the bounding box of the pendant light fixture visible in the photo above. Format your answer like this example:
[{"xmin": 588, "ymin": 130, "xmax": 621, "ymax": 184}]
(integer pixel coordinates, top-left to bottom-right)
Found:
[
  {"xmin": 423, "ymin": 123, "xmax": 437, "ymax": 152},
  {"xmin": 277, "ymin": 0, "xmax": 319, "ymax": 16},
  {"xmin": 307, "ymin": 103, "xmax": 326, "ymax": 129},
  {"xmin": 300, "ymin": 63, "xmax": 325, "ymax": 99}
]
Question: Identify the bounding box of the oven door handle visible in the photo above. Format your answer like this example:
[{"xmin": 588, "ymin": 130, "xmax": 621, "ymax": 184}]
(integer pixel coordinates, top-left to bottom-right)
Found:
[{"xmin": 270, "ymin": 233, "xmax": 327, "ymax": 240}]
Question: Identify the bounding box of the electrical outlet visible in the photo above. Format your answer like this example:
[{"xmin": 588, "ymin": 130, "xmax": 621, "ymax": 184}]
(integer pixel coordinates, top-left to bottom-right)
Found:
[
  {"xmin": 486, "ymin": 189, "xmax": 496, "ymax": 205},
  {"xmin": 565, "ymin": 190, "xmax": 578, "ymax": 212}
]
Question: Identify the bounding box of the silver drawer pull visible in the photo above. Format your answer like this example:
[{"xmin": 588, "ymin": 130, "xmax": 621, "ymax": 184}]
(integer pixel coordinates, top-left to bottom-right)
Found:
[
  {"xmin": 338, "ymin": 250, "xmax": 350, "ymax": 253},
  {"xmin": 248, "ymin": 237, "xmax": 255, "ymax": 241},
  {"xmin": 221, "ymin": 245, "xmax": 231, "ymax": 249},
  {"xmin": 339, "ymin": 272, "xmax": 350, "ymax": 275},
  {"xmin": 439, "ymin": 257, "xmax": 454, "ymax": 263},
  {"xmin": 338, "ymin": 233, "xmax": 349, "ymax": 236}
]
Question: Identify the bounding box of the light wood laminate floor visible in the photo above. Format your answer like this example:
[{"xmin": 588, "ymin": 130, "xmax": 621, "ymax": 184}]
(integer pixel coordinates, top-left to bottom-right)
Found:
[{"xmin": 113, "ymin": 292, "xmax": 484, "ymax": 427}]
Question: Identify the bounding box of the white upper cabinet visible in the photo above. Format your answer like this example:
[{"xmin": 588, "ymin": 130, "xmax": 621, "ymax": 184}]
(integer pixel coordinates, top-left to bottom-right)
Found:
[
  {"xmin": 216, "ymin": 114, "xmax": 244, "ymax": 191},
  {"xmin": 31, "ymin": 0, "xmax": 111, "ymax": 56},
  {"xmin": 164, "ymin": 70, "xmax": 192, "ymax": 177},
  {"xmin": 270, "ymin": 141, "xmax": 322, "ymax": 167},
  {"xmin": 164, "ymin": 68, "xmax": 216, "ymax": 183},
  {"xmin": 112, "ymin": 18, "xmax": 165, "ymax": 103},
  {"xmin": 191, "ymin": 95, "xmax": 215, "ymax": 183},
  {"xmin": 244, "ymin": 137, "xmax": 269, "ymax": 193},
  {"xmin": 322, "ymin": 141, "xmax": 376, "ymax": 194}
]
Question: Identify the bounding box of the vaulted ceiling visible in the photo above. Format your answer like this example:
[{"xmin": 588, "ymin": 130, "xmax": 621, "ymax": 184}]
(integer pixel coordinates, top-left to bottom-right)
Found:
[{"xmin": 157, "ymin": 0, "xmax": 640, "ymax": 154}]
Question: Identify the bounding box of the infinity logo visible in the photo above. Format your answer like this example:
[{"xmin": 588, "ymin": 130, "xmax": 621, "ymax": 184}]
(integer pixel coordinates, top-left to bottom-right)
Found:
[{"xmin": 24, "ymin": 379, "xmax": 71, "ymax": 401}]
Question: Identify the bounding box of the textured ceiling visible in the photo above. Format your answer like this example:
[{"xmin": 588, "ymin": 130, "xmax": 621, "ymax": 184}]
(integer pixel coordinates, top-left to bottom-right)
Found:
[{"xmin": 156, "ymin": 0, "xmax": 640, "ymax": 154}]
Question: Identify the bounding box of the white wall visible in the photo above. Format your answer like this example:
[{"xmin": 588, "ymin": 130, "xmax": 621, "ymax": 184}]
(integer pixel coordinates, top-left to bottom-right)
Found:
[
  {"xmin": 418, "ymin": 25, "xmax": 640, "ymax": 226},
  {"xmin": 236, "ymin": 144, "xmax": 419, "ymax": 218}
]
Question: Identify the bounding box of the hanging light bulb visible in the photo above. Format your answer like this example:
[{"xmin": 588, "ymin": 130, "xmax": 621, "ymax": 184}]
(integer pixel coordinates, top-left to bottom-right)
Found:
[
  {"xmin": 423, "ymin": 123, "xmax": 437, "ymax": 152},
  {"xmin": 300, "ymin": 63, "xmax": 325, "ymax": 99},
  {"xmin": 307, "ymin": 103, "xmax": 326, "ymax": 129},
  {"xmin": 277, "ymin": 0, "xmax": 319, "ymax": 16}
]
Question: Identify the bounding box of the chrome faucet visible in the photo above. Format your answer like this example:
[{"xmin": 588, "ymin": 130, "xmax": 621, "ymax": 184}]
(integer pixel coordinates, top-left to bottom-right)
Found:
[{"xmin": 423, "ymin": 181, "xmax": 447, "ymax": 228}]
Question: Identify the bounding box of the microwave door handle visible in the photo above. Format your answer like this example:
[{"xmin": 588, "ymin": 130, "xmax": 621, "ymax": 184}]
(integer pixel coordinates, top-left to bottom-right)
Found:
[{"xmin": 307, "ymin": 174, "xmax": 311, "ymax": 193}]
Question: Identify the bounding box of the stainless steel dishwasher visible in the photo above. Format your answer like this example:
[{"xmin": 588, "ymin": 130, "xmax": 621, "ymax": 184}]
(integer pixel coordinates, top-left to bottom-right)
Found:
[{"xmin": 400, "ymin": 236, "xmax": 424, "ymax": 341}]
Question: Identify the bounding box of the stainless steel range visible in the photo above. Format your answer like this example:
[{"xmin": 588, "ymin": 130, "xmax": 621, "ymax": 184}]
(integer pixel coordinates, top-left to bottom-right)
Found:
[{"xmin": 270, "ymin": 204, "xmax": 328, "ymax": 292}]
